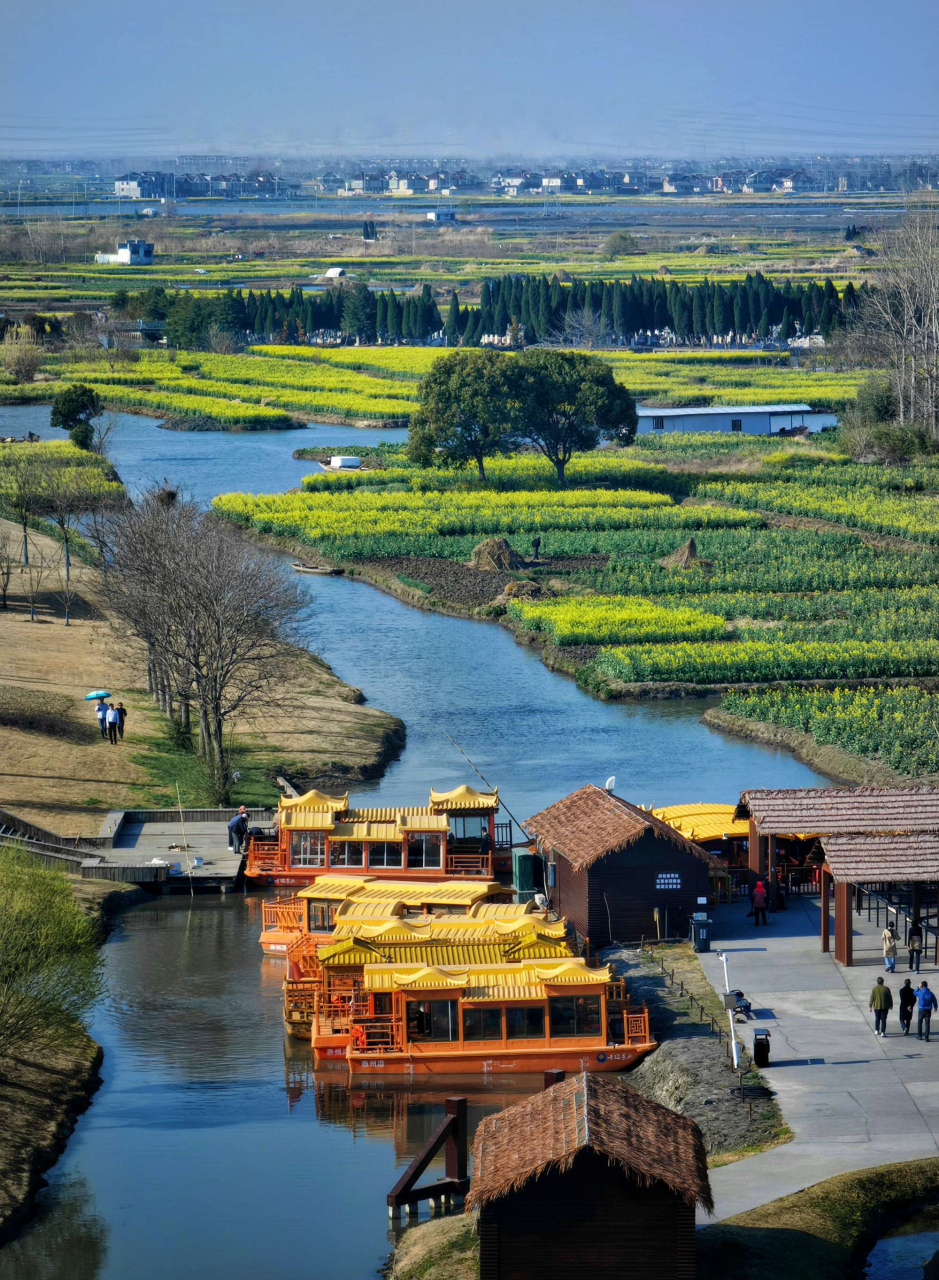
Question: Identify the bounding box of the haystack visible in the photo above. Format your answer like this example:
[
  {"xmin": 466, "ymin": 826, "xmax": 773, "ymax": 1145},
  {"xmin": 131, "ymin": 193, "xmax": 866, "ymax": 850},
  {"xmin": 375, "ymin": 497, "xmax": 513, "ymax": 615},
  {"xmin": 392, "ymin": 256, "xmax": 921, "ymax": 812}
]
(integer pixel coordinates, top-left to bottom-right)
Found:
[
  {"xmin": 470, "ymin": 538, "xmax": 526, "ymax": 572},
  {"xmin": 656, "ymin": 537, "xmax": 713, "ymax": 572}
]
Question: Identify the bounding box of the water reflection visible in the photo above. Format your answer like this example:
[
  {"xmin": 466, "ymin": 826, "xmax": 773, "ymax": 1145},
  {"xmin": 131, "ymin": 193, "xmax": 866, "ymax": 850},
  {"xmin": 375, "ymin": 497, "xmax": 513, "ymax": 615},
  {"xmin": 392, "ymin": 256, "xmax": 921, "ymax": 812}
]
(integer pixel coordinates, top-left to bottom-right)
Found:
[{"xmin": 0, "ymin": 1176, "xmax": 108, "ymax": 1280}]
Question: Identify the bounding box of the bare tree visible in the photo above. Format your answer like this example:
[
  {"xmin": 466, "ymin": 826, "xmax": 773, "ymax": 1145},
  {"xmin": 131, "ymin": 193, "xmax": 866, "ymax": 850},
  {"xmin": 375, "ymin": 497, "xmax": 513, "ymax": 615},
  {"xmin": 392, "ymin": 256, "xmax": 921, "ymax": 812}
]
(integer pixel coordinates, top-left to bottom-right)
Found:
[
  {"xmin": 856, "ymin": 205, "xmax": 939, "ymax": 439},
  {"xmin": 102, "ymin": 493, "xmax": 304, "ymax": 800},
  {"xmin": 0, "ymin": 526, "xmax": 15, "ymax": 609},
  {"xmin": 20, "ymin": 538, "xmax": 51, "ymax": 621},
  {"xmin": 0, "ymin": 327, "xmax": 42, "ymax": 384},
  {"xmin": 545, "ymin": 305, "xmax": 613, "ymax": 351}
]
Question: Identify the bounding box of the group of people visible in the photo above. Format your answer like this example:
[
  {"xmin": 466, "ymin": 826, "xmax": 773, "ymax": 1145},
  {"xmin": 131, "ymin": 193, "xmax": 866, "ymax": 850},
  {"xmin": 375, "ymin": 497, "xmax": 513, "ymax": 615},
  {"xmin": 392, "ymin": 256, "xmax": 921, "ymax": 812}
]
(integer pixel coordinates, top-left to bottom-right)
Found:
[
  {"xmin": 870, "ymin": 977, "xmax": 938, "ymax": 1039},
  {"xmin": 94, "ymin": 698, "xmax": 127, "ymax": 745},
  {"xmin": 881, "ymin": 919, "xmax": 924, "ymax": 972}
]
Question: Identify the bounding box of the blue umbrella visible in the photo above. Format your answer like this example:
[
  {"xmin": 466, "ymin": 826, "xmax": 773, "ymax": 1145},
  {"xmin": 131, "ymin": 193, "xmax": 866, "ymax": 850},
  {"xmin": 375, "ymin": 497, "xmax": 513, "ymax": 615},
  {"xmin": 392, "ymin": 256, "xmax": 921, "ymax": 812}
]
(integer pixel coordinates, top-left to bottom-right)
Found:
[{"xmin": 85, "ymin": 690, "xmax": 112, "ymax": 700}]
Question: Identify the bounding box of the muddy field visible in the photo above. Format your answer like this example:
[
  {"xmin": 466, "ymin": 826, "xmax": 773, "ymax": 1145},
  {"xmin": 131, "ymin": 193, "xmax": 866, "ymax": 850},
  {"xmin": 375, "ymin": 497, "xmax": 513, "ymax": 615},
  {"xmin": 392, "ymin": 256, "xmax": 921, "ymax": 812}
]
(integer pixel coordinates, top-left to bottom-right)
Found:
[{"xmin": 351, "ymin": 554, "xmax": 607, "ymax": 610}]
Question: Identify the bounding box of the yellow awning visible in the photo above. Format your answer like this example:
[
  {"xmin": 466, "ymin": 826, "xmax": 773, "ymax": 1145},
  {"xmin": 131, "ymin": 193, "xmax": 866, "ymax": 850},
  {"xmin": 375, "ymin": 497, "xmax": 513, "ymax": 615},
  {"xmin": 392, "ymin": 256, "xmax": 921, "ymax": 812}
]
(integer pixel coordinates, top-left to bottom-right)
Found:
[
  {"xmin": 390, "ymin": 966, "xmax": 470, "ymax": 990},
  {"xmin": 299, "ymin": 878, "xmax": 502, "ymax": 908},
  {"xmin": 651, "ymin": 803, "xmax": 750, "ymax": 843},
  {"xmin": 297, "ymin": 875, "xmax": 374, "ymax": 901},
  {"xmin": 535, "ymin": 961, "xmax": 611, "ymax": 985},
  {"xmin": 429, "ymin": 784, "xmax": 499, "ymax": 811}
]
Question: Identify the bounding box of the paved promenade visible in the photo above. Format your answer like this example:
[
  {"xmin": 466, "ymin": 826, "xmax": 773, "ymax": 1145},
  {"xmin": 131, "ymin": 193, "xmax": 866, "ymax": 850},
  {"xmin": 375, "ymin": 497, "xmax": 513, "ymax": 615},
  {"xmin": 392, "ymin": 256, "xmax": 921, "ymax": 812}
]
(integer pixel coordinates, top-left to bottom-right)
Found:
[{"xmin": 696, "ymin": 895, "xmax": 939, "ymax": 1222}]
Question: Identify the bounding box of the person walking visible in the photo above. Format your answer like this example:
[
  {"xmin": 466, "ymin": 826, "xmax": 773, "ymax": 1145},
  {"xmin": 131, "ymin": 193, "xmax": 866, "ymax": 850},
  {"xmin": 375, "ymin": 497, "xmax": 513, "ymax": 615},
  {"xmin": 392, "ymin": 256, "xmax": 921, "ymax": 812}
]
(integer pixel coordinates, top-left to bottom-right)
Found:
[
  {"xmin": 869, "ymin": 977, "xmax": 893, "ymax": 1037},
  {"xmin": 116, "ymin": 702, "xmax": 127, "ymax": 741},
  {"xmin": 228, "ymin": 805, "xmax": 249, "ymax": 855},
  {"xmin": 916, "ymin": 981, "xmax": 938, "ymax": 1041},
  {"xmin": 883, "ymin": 922, "xmax": 899, "ymax": 972},
  {"xmin": 95, "ymin": 698, "xmax": 108, "ymax": 739},
  {"xmin": 105, "ymin": 702, "xmax": 120, "ymax": 745},
  {"xmin": 531, "ymin": 535, "xmax": 541, "ymax": 561},
  {"xmin": 899, "ymin": 979, "xmax": 916, "ymax": 1036},
  {"xmin": 752, "ymin": 879, "xmax": 768, "ymax": 927},
  {"xmin": 908, "ymin": 918, "xmax": 924, "ymax": 973}
]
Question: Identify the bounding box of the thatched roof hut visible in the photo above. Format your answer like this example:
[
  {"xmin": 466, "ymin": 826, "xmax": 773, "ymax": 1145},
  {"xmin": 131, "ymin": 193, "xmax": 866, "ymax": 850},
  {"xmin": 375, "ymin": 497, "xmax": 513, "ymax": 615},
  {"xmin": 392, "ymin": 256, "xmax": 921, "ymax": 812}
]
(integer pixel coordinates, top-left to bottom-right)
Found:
[{"xmin": 468, "ymin": 1073, "xmax": 711, "ymax": 1280}]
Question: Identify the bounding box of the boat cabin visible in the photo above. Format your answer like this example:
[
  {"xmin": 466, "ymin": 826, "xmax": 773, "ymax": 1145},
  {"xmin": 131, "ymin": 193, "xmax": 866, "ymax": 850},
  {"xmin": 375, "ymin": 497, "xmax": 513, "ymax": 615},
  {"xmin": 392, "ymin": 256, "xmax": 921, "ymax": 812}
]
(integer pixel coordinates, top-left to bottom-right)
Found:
[
  {"xmin": 343, "ymin": 957, "xmax": 654, "ymax": 1075},
  {"xmin": 246, "ymin": 784, "xmax": 509, "ymax": 889},
  {"xmin": 260, "ymin": 873, "xmax": 511, "ymax": 954},
  {"xmin": 291, "ymin": 913, "xmax": 572, "ymax": 1051},
  {"xmin": 468, "ymin": 1073, "xmax": 712, "ymax": 1280}
]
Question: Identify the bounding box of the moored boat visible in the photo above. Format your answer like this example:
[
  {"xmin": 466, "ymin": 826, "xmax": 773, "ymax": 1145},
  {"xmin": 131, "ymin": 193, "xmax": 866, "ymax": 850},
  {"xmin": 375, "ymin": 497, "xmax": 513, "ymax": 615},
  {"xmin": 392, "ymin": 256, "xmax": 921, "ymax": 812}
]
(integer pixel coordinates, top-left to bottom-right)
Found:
[{"xmin": 246, "ymin": 784, "xmax": 512, "ymax": 890}]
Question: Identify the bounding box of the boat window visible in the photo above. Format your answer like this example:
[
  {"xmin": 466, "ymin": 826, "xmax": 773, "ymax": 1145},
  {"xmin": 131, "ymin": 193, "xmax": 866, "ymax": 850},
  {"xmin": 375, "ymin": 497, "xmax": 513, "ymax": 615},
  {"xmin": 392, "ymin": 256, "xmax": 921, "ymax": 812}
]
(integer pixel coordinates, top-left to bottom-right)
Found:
[
  {"xmin": 330, "ymin": 841, "xmax": 365, "ymax": 868},
  {"xmin": 307, "ymin": 901, "xmax": 333, "ymax": 932},
  {"xmin": 407, "ymin": 834, "xmax": 443, "ymax": 869},
  {"xmin": 407, "ymin": 999, "xmax": 459, "ymax": 1042},
  {"xmin": 462, "ymin": 1007, "xmax": 503, "ymax": 1041},
  {"xmin": 449, "ymin": 816, "xmax": 486, "ymax": 840},
  {"xmin": 372, "ymin": 994, "xmax": 393, "ymax": 1016},
  {"xmin": 291, "ymin": 831, "xmax": 326, "ymax": 867},
  {"xmin": 506, "ymin": 1006, "xmax": 545, "ymax": 1039},
  {"xmin": 549, "ymin": 995, "xmax": 602, "ymax": 1038},
  {"xmin": 368, "ymin": 841, "xmax": 403, "ymax": 868}
]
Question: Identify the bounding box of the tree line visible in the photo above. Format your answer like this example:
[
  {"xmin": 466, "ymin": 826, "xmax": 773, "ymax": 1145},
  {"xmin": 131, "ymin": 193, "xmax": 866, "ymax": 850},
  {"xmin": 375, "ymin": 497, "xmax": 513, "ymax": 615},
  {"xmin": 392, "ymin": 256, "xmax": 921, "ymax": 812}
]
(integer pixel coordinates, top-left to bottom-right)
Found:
[{"xmin": 112, "ymin": 270, "xmax": 856, "ymax": 351}]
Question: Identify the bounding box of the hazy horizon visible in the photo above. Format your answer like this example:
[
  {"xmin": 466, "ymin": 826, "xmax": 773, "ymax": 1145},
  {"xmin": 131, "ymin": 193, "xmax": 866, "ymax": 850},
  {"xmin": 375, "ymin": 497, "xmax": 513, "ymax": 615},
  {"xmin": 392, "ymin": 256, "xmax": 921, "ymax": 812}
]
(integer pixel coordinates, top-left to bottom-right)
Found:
[{"xmin": 3, "ymin": 0, "xmax": 938, "ymax": 158}]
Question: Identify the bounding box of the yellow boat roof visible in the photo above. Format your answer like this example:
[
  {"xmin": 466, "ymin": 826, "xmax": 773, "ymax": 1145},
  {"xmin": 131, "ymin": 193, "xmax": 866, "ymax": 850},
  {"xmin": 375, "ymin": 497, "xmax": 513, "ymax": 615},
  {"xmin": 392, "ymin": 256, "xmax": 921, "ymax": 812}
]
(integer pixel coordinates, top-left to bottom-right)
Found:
[
  {"xmin": 651, "ymin": 803, "xmax": 750, "ymax": 842},
  {"xmin": 297, "ymin": 876, "xmax": 502, "ymax": 906},
  {"xmin": 320, "ymin": 932, "xmax": 572, "ymax": 968},
  {"xmin": 330, "ymin": 916, "xmax": 564, "ymax": 943},
  {"xmin": 468, "ymin": 901, "xmax": 537, "ymax": 919},
  {"xmin": 364, "ymin": 958, "xmax": 611, "ymax": 1001},
  {"xmin": 429, "ymin": 784, "xmax": 499, "ymax": 811}
]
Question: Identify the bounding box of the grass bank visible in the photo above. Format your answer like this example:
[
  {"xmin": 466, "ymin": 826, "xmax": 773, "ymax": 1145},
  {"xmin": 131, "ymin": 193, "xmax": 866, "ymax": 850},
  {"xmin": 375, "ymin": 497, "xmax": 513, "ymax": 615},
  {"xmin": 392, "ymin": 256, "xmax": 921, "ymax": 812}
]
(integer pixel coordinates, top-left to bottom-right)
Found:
[
  {"xmin": 0, "ymin": 872, "xmax": 140, "ymax": 1243},
  {"xmin": 0, "ymin": 517, "xmax": 403, "ymax": 833}
]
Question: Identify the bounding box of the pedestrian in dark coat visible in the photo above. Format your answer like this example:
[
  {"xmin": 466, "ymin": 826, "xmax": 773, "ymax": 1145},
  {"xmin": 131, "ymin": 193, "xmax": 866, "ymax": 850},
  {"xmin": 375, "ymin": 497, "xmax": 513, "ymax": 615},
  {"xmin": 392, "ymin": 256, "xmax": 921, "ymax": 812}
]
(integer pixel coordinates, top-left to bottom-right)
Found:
[
  {"xmin": 899, "ymin": 979, "xmax": 916, "ymax": 1036},
  {"xmin": 908, "ymin": 919, "xmax": 924, "ymax": 973},
  {"xmin": 116, "ymin": 702, "xmax": 127, "ymax": 740},
  {"xmin": 752, "ymin": 880, "xmax": 768, "ymax": 927},
  {"xmin": 228, "ymin": 806, "xmax": 249, "ymax": 855}
]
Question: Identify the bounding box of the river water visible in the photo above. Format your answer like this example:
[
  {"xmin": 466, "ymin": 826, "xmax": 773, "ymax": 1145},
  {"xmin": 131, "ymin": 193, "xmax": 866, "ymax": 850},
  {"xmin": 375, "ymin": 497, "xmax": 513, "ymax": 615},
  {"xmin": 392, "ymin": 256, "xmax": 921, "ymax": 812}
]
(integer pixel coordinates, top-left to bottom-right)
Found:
[{"xmin": 0, "ymin": 405, "xmax": 828, "ymax": 1279}]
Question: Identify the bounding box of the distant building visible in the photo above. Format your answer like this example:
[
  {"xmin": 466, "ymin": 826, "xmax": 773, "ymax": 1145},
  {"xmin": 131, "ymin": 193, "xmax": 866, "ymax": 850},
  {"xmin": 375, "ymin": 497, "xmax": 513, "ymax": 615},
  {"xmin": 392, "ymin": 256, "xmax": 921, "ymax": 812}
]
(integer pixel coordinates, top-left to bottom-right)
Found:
[
  {"xmin": 637, "ymin": 403, "xmax": 816, "ymax": 435},
  {"xmin": 114, "ymin": 172, "xmax": 168, "ymax": 200},
  {"xmin": 346, "ymin": 172, "xmax": 384, "ymax": 193},
  {"xmin": 426, "ymin": 208, "xmax": 456, "ymax": 222},
  {"xmin": 94, "ymin": 240, "xmax": 154, "ymax": 266}
]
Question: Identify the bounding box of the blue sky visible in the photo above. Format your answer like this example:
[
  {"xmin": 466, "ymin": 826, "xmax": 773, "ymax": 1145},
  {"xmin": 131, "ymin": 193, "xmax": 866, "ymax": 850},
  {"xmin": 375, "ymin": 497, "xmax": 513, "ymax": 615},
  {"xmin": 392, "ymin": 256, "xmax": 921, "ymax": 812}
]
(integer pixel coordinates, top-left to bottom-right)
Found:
[{"xmin": 3, "ymin": 0, "xmax": 938, "ymax": 158}]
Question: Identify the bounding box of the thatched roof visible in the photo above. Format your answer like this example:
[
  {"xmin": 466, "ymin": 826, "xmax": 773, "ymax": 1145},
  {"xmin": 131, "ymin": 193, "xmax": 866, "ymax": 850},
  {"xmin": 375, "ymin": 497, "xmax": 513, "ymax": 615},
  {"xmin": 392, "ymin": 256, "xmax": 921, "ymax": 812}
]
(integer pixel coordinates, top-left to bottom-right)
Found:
[
  {"xmin": 524, "ymin": 784, "xmax": 721, "ymax": 872},
  {"xmin": 822, "ymin": 833, "xmax": 939, "ymax": 884},
  {"xmin": 736, "ymin": 786, "xmax": 939, "ymax": 835},
  {"xmin": 466, "ymin": 1073, "xmax": 712, "ymax": 1213}
]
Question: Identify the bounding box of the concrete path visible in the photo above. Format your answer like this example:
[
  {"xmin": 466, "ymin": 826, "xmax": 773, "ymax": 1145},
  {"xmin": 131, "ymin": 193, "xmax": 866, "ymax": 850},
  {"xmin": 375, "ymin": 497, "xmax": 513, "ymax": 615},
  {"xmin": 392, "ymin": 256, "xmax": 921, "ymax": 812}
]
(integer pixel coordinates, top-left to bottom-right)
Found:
[{"xmin": 695, "ymin": 896, "xmax": 939, "ymax": 1223}]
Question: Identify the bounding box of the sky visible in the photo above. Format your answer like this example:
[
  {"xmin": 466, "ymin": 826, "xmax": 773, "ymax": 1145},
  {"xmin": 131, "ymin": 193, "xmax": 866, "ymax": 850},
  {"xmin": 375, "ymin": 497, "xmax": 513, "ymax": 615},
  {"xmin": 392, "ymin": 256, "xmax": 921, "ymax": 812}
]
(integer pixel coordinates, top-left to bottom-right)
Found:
[{"xmin": 3, "ymin": 0, "xmax": 939, "ymax": 159}]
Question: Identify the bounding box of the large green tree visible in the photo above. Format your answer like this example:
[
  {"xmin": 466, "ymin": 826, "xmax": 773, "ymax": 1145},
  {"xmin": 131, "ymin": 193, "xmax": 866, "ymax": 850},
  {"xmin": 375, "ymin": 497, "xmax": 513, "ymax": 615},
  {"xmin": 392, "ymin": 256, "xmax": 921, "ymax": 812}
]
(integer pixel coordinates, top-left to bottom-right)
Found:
[
  {"xmin": 515, "ymin": 350, "xmax": 637, "ymax": 485},
  {"xmin": 50, "ymin": 384, "xmax": 103, "ymax": 450},
  {"xmin": 406, "ymin": 349, "xmax": 521, "ymax": 481}
]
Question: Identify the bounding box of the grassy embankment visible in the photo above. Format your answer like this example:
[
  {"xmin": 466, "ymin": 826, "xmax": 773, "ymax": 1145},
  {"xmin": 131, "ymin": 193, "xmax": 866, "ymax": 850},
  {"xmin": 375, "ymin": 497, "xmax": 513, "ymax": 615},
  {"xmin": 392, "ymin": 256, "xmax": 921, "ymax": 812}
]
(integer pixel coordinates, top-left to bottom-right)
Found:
[
  {"xmin": 0, "ymin": 873, "xmax": 138, "ymax": 1243},
  {"xmin": 0, "ymin": 516, "xmax": 402, "ymax": 834},
  {"xmin": 212, "ymin": 435, "xmax": 939, "ymax": 782}
]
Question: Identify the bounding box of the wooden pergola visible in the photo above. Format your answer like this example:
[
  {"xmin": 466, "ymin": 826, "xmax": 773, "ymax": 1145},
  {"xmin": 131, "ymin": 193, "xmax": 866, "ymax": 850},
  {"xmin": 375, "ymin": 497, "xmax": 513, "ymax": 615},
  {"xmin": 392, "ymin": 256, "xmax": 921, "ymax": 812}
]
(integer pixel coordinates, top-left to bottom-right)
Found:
[{"xmin": 736, "ymin": 788, "xmax": 939, "ymax": 967}]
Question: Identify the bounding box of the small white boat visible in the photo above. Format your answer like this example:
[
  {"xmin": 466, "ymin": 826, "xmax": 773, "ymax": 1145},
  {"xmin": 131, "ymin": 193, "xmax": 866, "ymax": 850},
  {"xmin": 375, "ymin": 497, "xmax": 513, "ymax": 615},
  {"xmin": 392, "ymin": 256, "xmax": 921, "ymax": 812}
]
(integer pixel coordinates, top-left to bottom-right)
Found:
[{"xmin": 292, "ymin": 561, "xmax": 344, "ymax": 576}]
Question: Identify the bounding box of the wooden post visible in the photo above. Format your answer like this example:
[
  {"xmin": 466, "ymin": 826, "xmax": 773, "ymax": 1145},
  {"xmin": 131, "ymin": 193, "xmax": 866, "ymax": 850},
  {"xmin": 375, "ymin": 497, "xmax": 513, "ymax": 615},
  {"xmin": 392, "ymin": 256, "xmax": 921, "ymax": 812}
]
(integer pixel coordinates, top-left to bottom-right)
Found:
[
  {"xmin": 543, "ymin": 1069, "xmax": 565, "ymax": 1091},
  {"xmin": 748, "ymin": 818, "xmax": 761, "ymax": 892},
  {"xmin": 820, "ymin": 867, "xmax": 831, "ymax": 953},
  {"xmin": 444, "ymin": 1097, "xmax": 467, "ymax": 1186},
  {"xmin": 834, "ymin": 880, "xmax": 853, "ymax": 967}
]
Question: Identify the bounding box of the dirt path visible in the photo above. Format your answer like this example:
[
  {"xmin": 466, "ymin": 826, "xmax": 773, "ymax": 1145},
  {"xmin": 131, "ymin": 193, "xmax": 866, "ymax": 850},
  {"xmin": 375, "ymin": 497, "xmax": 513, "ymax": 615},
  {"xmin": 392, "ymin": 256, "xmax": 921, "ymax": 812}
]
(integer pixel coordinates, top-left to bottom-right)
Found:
[{"xmin": 0, "ymin": 518, "xmax": 403, "ymax": 835}]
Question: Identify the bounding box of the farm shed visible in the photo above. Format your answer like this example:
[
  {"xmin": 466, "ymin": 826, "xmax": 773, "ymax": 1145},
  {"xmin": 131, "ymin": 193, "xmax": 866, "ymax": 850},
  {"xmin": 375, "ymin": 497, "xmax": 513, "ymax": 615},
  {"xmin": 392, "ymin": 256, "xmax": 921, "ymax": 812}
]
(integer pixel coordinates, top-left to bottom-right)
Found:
[
  {"xmin": 524, "ymin": 784, "xmax": 721, "ymax": 947},
  {"xmin": 636, "ymin": 403, "xmax": 818, "ymax": 435},
  {"xmin": 736, "ymin": 786, "xmax": 939, "ymax": 966},
  {"xmin": 468, "ymin": 1071, "xmax": 712, "ymax": 1280}
]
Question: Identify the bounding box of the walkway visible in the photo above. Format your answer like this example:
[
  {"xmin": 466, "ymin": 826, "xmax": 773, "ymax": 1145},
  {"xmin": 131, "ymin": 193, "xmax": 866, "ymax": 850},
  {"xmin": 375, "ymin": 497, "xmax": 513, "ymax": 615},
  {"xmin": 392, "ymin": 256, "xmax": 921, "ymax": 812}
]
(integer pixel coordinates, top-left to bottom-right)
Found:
[{"xmin": 696, "ymin": 895, "xmax": 939, "ymax": 1223}]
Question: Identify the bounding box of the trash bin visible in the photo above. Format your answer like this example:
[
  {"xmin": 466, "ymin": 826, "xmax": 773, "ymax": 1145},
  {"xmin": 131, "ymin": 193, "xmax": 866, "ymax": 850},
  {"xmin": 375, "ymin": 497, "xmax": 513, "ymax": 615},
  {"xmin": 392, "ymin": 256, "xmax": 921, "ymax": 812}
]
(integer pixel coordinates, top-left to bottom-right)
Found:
[
  {"xmin": 689, "ymin": 917, "xmax": 712, "ymax": 953},
  {"xmin": 753, "ymin": 1028, "xmax": 771, "ymax": 1068}
]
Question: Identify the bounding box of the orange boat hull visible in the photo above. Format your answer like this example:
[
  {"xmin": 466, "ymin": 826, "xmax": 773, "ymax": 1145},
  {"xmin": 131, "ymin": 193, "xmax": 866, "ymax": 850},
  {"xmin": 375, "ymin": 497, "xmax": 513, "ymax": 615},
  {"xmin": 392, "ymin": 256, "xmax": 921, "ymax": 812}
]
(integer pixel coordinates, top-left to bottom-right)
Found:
[
  {"xmin": 345, "ymin": 1042, "xmax": 656, "ymax": 1076},
  {"xmin": 259, "ymin": 928, "xmax": 294, "ymax": 955}
]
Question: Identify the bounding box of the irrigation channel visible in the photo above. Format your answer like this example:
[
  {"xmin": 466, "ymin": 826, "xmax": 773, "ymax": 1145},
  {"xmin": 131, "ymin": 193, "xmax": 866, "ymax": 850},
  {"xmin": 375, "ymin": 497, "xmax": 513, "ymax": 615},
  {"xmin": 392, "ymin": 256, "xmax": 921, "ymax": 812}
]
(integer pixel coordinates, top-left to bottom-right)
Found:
[{"xmin": 0, "ymin": 405, "xmax": 829, "ymax": 1279}]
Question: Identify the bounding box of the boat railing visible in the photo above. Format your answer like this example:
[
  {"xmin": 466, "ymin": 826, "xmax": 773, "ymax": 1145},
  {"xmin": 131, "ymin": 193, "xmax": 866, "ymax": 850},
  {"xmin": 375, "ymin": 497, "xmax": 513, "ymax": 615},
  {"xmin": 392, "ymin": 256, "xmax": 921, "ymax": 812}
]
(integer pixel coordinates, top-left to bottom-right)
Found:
[
  {"xmin": 606, "ymin": 979, "xmax": 627, "ymax": 1005},
  {"xmin": 349, "ymin": 1015, "xmax": 404, "ymax": 1054},
  {"xmin": 247, "ymin": 837, "xmax": 282, "ymax": 872},
  {"xmin": 445, "ymin": 851, "xmax": 491, "ymax": 877},
  {"xmin": 262, "ymin": 896, "xmax": 304, "ymax": 932},
  {"xmin": 494, "ymin": 822, "xmax": 512, "ymax": 850},
  {"xmin": 286, "ymin": 932, "xmax": 319, "ymax": 966},
  {"xmin": 284, "ymin": 978, "xmax": 322, "ymax": 1025}
]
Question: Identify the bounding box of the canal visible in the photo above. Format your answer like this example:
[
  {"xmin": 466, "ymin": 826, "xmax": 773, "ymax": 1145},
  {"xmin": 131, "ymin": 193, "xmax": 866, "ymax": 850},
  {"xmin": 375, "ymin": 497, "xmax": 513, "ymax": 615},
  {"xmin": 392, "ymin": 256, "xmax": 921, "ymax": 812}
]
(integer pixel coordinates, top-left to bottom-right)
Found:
[{"xmin": 0, "ymin": 406, "xmax": 829, "ymax": 1278}]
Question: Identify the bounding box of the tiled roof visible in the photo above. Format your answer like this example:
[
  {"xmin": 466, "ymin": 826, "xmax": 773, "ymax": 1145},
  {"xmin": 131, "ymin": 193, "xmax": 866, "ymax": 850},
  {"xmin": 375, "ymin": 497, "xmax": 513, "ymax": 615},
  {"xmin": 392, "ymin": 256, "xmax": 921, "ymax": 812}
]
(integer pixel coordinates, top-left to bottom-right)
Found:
[
  {"xmin": 822, "ymin": 833, "xmax": 939, "ymax": 883},
  {"xmin": 466, "ymin": 1073, "xmax": 712, "ymax": 1212},
  {"xmin": 525, "ymin": 784, "xmax": 719, "ymax": 872},
  {"xmin": 736, "ymin": 787, "xmax": 939, "ymax": 835}
]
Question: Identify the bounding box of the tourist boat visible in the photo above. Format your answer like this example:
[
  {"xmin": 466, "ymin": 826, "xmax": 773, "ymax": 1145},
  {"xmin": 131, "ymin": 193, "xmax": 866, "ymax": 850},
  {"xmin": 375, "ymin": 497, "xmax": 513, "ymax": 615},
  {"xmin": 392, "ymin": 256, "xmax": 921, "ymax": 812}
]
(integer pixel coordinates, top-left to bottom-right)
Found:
[
  {"xmin": 246, "ymin": 784, "xmax": 512, "ymax": 890},
  {"xmin": 340, "ymin": 958, "xmax": 654, "ymax": 1075},
  {"xmin": 284, "ymin": 908, "xmax": 568, "ymax": 1048},
  {"xmin": 260, "ymin": 873, "xmax": 515, "ymax": 955}
]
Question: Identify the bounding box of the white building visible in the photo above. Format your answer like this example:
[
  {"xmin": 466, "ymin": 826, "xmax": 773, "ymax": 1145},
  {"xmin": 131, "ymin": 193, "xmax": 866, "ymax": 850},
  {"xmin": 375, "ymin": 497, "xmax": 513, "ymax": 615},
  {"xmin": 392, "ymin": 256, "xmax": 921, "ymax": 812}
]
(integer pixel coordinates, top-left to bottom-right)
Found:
[
  {"xmin": 636, "ymin": 403, "xmax": 827, "ymax": 435},
  {"xmin": 94, "ymin": 240, "xmax": 154, "ymax": 266}
]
